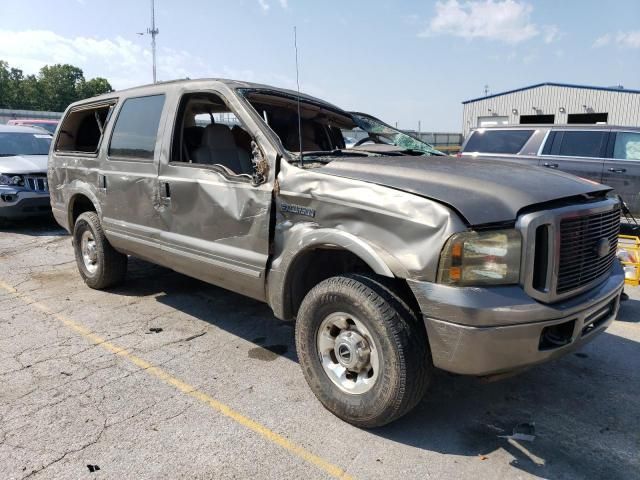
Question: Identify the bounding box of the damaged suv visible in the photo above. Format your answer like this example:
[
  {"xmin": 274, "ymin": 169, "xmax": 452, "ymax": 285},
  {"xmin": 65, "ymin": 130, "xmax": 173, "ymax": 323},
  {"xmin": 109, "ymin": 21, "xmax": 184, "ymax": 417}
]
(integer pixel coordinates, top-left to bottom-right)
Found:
[{"xmin": 49, "ymin": 79, "xmax": 624, "ymax": 427}]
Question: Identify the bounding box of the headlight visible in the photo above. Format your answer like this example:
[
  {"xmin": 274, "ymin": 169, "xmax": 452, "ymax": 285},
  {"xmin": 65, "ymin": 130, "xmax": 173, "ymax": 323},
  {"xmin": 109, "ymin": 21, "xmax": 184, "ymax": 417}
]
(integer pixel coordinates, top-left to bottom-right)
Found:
[
  {"xmin": 0, "ymin": 175, "xmax": 24, "ymax": 186},
  {"xmin": 437, "ymin": 229, "xmax": 521, "ymax": 286}
]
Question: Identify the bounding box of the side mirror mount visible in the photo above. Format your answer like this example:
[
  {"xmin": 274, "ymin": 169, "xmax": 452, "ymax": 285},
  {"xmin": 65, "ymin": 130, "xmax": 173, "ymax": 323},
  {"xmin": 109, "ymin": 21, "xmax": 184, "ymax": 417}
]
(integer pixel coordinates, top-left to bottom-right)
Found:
[{"xmin": 251, "ymin": 140, "xmax": 268, "ymax": 186}]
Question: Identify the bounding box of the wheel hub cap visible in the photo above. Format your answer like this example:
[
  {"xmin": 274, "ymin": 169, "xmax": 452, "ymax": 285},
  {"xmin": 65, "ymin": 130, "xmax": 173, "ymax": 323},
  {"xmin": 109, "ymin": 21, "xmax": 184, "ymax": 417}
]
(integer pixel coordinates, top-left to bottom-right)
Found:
[
  {"xmin": 316, "ymin": 312, "xmax": 379, "ymax": 395},
  {"xmin": 334, "ymin": 331, "xmax": 370, "ymax": 371},
  {"xmin": 80, "ymin": 231, "xmax": 98, "ymax": 274}
]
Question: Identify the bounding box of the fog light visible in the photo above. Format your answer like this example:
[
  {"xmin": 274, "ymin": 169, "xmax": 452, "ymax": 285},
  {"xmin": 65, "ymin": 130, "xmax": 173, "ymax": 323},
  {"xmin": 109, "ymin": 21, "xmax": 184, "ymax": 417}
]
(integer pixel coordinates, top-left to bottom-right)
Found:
[{"xmin": 539, "ymin": 320, "xmax": 575, "ymax": 350}]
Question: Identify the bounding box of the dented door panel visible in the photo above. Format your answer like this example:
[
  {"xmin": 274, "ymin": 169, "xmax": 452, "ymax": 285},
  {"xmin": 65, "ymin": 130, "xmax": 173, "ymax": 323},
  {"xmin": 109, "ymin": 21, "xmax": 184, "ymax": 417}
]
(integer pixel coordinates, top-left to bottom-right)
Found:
[
  {"xmin": 156, "ymin": 166, "xmax": 271, "ymax": 300},
  {"xmin": 155, "ymin": 85, "xmax": 275, "ymax": 301}
]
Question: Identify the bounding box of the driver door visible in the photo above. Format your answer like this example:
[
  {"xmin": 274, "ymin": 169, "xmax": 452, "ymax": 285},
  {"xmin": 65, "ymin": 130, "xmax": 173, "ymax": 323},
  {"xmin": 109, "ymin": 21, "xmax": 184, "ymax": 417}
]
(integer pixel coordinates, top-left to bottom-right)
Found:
[{"xmin": 156, "ymin": 88, "xmax": 273, "ymax": 301}]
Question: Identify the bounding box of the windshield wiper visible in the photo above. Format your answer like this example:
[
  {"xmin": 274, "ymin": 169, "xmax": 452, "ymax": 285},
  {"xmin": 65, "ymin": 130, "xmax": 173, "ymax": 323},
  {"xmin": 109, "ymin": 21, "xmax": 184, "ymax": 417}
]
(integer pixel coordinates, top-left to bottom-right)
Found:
[
  {"xmin": 291, "ymin": 149, "xmax": 371, "ymax": 163},
  {"xmin": 402, "ymin": 147, "xmax": 446, "ymax": 156}
]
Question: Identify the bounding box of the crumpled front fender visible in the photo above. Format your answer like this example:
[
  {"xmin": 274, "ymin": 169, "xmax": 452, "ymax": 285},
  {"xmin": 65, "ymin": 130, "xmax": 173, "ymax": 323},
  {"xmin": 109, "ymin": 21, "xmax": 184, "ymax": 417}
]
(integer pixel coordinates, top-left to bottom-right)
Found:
[{"xmin": 266, "ymin": 222, "xmax": 403, "ymax": 320}]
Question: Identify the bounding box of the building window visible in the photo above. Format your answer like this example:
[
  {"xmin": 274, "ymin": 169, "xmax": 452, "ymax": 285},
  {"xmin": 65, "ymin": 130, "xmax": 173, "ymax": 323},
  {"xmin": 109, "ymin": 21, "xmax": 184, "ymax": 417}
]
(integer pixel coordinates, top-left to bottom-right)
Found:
[
  {"xmin": 519, "ymin": 114, "xmax": 555, "ymax": 124},
  {"xmin": 476, "ymin": 116, "xmax": 508, "ymax": 128},
  {"xmin": 567, "ymin": 113, "xmax": 608, "ymax": 124}
]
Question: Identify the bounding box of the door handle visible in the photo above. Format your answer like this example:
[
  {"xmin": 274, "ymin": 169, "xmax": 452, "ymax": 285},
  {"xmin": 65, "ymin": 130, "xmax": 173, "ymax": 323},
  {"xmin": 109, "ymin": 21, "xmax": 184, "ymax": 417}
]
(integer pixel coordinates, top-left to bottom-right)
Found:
[
  {"xmin": 608, "ymin": 167, "xmax": 626, "ymax": 173},
  {"xmin": 160, "ymin": 181, "xmax": 171, "ymax": 198},
  {"xmin": 98, "ymin": 174, "xmax": 107, "ymax": 189},
  {"xmin": 543, "ymin": 162, "xmax": 559, "ymax": 169}
]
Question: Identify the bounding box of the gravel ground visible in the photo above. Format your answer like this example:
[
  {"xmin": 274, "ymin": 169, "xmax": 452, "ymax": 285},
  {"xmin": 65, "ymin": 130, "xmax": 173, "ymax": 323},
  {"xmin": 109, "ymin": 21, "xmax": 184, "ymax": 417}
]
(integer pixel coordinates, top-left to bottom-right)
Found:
[{"xmin": 1, "ymin": 216, "xmax": 639, "ymax": 480}]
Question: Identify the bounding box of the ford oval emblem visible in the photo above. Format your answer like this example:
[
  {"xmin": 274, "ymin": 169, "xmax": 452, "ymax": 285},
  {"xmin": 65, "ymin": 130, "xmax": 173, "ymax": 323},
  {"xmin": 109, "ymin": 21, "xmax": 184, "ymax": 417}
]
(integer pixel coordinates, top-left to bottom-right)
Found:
[{"xmin": 595, "ymin": 238, "xmax": 610, "ymax": 258}]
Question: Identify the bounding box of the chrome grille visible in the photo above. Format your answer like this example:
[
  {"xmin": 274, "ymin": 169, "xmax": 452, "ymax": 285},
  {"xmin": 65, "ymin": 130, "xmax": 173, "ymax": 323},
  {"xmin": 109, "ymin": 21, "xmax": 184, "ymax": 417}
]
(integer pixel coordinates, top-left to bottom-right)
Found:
[
  {"xmin": 557, "ymin": 207, "xmax": 620, "ymax": 293},
  {"xmin": 518, "ymin": 198, "xmax": 621, "ymax": 303},
  {"xmin": 25, "ymin": 176, "xmax": 48, "ymax": 192}
]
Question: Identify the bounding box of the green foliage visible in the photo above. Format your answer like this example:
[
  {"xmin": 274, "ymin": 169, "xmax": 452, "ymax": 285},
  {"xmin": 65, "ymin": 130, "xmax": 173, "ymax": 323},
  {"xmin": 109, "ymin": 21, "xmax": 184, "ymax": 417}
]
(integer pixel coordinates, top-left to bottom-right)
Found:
[{"xmin": 0, "ymin": 60, "xmax": 113, "ymax": 111}]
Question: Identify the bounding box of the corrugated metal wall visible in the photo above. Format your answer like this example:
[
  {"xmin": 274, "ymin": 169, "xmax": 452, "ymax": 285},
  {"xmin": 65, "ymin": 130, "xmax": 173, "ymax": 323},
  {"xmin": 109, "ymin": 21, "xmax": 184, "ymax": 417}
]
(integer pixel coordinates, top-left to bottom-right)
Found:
[
  {"xmin": 0, "ymin": 108, "xmax": 63, "ymax": 124},
  {"xmin": 462, "ymin": 85, "xmax": 640, "ymax": 137}
]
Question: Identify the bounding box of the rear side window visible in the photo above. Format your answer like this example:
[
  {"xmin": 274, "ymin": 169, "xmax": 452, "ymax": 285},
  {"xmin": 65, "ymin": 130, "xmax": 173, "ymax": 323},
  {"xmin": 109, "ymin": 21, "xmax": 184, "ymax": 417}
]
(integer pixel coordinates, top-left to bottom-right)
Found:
[
  {"xmin": 613, "ymin": 132, "xmax": 640, "ymax": 160},
  {"xmin": 464, "ymin": 130, "xmax": 533, "ymax": 154},
  {"xmin": 109, "ymin": 95, "xmax": 165, "ymax": 160},
  {"xmin": 552, "ymin": 131, "xmax": 607, "ymax": 158},
  {"xmin": 55, "ymin": 103, "xmax": 113, "ymax": 153}
]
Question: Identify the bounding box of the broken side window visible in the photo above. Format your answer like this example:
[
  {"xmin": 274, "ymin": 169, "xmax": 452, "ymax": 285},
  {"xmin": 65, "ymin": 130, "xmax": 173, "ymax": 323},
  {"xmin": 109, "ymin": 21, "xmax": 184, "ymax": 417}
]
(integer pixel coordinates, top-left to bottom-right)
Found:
[
  {"xmin": 55, "ymin": 101, "xmax": 115, "ymax": 154},
  {"xmin": 170, "ymin": 92, "xmax": 256, "ymax": 177},
  {"xmin": 241, "ymin": 90, "xmax": 350, "ymax": 158}
]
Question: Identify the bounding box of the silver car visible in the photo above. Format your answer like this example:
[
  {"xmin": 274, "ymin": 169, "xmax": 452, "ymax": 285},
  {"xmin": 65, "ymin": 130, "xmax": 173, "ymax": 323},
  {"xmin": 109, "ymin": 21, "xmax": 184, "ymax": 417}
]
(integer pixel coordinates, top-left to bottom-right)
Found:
[
  {"xmin": 460, "ymin": 124, "xmax": 640, "ymax": 217},
  {"xmin": 0, "ymin": 125, "xmax": 52, "ymax": 220},
  {"xmin": 48, "ymin": 79, "xmax": 624, "ymax": 427}
]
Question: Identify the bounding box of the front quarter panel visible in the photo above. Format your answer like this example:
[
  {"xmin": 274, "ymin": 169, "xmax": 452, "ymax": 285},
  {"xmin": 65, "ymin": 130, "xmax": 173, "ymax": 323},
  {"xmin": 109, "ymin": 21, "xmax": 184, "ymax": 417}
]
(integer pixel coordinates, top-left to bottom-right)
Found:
[{"xmin": 267, "ymin": 160, "xmax": 467, "ymax": 317}]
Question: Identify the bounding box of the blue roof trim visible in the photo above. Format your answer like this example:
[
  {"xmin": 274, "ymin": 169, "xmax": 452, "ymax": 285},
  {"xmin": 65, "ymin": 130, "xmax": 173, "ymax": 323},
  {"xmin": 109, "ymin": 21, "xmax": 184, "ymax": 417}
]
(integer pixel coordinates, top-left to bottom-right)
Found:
[{"xmin": 462, "ymin": 82, "xmax": 640, "ymax": 104}]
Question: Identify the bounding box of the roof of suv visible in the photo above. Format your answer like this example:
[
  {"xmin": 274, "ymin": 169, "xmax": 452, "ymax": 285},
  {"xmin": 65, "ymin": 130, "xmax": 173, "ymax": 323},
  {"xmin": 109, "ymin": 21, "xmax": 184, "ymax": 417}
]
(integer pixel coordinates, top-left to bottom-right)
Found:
[
  {"xmin": 68, "ymin": 78, "xmax": 344, "ymax": 113},
  {"xmin": 471, "ymin": 124, "xmax": 640, "ymax": 132}
]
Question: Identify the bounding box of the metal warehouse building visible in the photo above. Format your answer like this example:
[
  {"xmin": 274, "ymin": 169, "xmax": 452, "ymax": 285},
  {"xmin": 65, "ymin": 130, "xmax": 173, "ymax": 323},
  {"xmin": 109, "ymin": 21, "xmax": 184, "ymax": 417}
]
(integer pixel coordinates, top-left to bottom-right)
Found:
[{"xmin": 461, "ymin": 82, "xmax": 640, "ymax": 136}]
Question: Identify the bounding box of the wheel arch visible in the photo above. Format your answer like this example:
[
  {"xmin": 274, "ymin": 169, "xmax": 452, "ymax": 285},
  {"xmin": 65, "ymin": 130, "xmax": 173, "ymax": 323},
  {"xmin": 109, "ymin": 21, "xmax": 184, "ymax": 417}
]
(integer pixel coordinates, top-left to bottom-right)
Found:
[
  {"xmin": 268, "ymin": 227, "xmax": 413, "ymax": 320},
  {"xmin": 67, "ymin": 189, "xmax": 101, "ymax": 229}
]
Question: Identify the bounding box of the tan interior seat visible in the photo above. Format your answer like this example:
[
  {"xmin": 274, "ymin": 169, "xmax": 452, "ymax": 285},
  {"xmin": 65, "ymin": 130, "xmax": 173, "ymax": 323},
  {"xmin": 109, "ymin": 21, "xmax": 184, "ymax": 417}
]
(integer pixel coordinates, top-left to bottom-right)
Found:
[{"xmin": 192, "ymin": 124, "xmax": 252, "ymax": 174}]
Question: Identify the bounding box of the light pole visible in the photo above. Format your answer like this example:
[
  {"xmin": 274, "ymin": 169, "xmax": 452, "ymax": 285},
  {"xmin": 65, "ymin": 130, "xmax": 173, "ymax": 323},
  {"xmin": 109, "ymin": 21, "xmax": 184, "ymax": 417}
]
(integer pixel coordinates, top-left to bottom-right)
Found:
[
  {"xmin": 138, "ymin": 0, "xmax": 159, "ymax": 83},
  {"xmin": 149, "ymin": 0, "xmax": 159, "ymax": 83}
]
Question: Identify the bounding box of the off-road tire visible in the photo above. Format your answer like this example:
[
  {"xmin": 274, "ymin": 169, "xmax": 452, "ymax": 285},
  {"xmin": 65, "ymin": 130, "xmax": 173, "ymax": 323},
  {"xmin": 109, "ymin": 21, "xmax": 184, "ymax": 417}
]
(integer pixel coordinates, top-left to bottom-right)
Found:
[
  {"xmin": 295, "ymin": 273, "xmax": 432, "ymax": 428},
  {"xmin": 73, "ymin": 211, "xmax": 127, "ymax": 289}
]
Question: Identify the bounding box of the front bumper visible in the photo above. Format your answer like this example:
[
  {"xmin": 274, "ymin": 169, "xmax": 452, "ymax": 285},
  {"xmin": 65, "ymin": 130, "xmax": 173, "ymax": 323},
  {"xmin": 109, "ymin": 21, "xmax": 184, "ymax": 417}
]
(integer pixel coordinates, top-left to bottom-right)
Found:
[
  {"xmin": 408, "ymin": 262, "xmax": 625, "ymax": 375},
  {"xmin": 0, "ymin": 189, "xmax": 51, "ymax": 219}
]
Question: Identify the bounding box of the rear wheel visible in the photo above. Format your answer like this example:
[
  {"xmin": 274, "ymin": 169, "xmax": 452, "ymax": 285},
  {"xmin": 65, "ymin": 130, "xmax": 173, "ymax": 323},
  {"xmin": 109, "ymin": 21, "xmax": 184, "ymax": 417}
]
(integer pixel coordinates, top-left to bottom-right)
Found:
[
  {"xmin": 295, "ymin": 274, "xmax": 431, "ymax": 428},
  {"xmin": 73, "ymin": 211, "xmax": 127, "ymax": 289}
]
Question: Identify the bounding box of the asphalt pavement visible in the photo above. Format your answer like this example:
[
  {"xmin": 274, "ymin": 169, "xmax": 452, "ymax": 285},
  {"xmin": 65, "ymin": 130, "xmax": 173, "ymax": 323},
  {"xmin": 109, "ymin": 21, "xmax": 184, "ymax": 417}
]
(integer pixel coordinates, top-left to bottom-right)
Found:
[{"xmin": 1, "ymin": 216, "xmax": 639, "ymax": 480}]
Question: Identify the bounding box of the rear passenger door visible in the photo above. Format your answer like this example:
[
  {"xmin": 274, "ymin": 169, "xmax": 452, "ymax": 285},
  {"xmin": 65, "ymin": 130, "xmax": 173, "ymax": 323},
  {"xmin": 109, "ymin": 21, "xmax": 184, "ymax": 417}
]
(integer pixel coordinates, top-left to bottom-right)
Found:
[
  {"xmin": 539, "ymin": 130, "xmax": 608, "ymax": 183},
  {"xmin": 100, "ymin": 94, "xmax": 168, "ymax": 255},
  {"xmin": 602, "ymin": 131, "xmax": 640, "ymax": 216}
]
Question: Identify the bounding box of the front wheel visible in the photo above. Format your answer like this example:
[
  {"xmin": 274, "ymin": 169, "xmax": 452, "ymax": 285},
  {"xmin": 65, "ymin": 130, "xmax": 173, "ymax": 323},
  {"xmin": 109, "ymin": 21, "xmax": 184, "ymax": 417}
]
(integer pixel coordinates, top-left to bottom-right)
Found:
[
  {"xmin": 73, "ymin": 211, "xmax": 127, "ymax": 289},
  {"xmin": 295, "ymin": 274, "xmax": 431, "ymax": 428}
]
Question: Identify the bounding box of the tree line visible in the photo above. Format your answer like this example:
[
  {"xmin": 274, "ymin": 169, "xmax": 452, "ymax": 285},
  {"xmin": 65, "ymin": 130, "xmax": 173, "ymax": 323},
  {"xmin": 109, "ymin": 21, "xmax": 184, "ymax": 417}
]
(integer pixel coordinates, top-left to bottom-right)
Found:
[{"xmin": 0, "ymin": 60, "xmax": 113, "ymax": 112}]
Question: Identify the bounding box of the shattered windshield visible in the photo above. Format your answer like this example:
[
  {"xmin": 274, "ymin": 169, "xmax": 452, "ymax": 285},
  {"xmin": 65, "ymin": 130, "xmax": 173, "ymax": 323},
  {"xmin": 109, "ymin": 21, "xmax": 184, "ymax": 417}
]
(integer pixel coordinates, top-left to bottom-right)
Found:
[
  {"xmin": 349, "ymin": 112, "xmax": 443, "ymax": 156},
  {"xmin": 240, "ymin": 88, "xmax": 444, "ymax": 164}
]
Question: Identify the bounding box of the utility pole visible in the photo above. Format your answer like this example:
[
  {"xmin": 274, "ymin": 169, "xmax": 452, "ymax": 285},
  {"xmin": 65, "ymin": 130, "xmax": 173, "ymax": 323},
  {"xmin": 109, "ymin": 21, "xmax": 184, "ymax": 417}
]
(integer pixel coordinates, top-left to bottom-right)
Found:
[
  {"xmin": 149, "ymin": 0, "xmax": 159, "ymax": 83},
  {"xmin": 484, "ymin": 84, "xmax": 489, "ymax": 97},
  {"xmin": 138, "ymin": 0, "xmax": 159, "ymax": 83}
]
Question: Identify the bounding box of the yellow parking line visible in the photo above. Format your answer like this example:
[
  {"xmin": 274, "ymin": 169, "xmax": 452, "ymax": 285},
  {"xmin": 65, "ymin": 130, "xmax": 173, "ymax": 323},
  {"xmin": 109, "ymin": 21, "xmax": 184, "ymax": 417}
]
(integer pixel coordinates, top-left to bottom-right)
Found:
[{"xmin": 0, "ymin": 280, "xmax": 354, "ymax": 480}]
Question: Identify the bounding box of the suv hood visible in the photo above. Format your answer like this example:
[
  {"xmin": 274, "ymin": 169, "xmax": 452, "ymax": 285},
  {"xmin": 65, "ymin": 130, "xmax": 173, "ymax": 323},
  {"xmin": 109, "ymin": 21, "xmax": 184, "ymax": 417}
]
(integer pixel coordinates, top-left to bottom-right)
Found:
[
  {"xmin": 0, "ymin": 155, "xmax": 48, "ymax": 174},
  {"xmin": 319, "ymin": 155, "xmax": 609, "ymax": 225}
]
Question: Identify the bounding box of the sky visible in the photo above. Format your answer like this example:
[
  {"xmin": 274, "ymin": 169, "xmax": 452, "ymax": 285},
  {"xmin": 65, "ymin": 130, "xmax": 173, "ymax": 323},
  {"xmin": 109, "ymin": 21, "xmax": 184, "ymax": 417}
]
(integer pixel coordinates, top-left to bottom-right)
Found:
[{"xmin": 0, "ymin": 0, "xmax": 639, "ymax": 131}]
